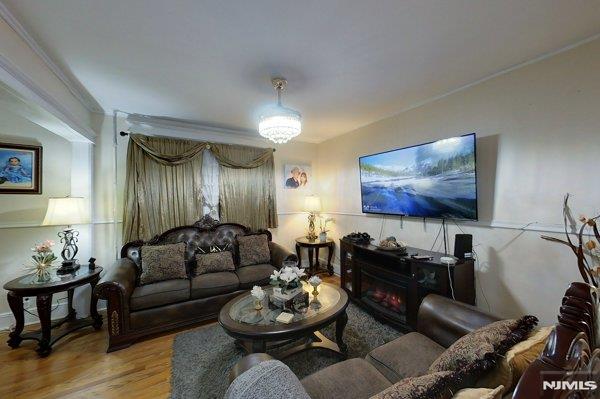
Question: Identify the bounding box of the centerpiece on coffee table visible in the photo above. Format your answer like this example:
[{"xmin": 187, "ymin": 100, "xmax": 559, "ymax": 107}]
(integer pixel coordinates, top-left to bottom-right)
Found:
[{"xmin": 269, "ymin": 265, "xmax": 309, "ymax": 310}]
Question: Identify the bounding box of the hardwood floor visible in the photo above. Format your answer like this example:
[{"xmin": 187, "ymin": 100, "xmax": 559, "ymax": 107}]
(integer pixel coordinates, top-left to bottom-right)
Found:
[
  {"xmin": 0, "ymin": 315, "xmax": 183, "ymax": 399},
  {"xmin": 0, "ymin": 275, "xmax": 339, "ymax": 398}
]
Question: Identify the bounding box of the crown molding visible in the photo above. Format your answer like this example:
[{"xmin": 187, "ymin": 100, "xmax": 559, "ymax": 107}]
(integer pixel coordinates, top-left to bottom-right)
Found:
[
  {"xmin": 126, "ymin": 113, "xmax": 258, "ymax": 136},
  {"xmin": 123, "ymin": 112, "xmax": 320, "ymax": 145},
  {"xmin": 0, "ymin": 53, "xmax": 96, "ymax": 142},
  {"xmin": 0, "ymin": 1, "xmax": 103, "ymax": 114}
]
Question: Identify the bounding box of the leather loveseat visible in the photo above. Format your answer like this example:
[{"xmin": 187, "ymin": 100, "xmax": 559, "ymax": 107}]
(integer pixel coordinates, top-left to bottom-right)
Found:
[
  {"xmin": 226, "ymin": 294, "xmax": 500, "ymax": 399},
  {"xmin": 95, "ymin": 218, "xmax": 296, "ymax": 352}
]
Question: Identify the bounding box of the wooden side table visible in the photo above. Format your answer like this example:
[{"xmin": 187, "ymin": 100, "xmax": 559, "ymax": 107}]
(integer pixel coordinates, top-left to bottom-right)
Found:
[
  {"xmin": 295, "ymin": 237, "xmax": 335, "ymax": 276},
  {"xmin": 3, "ymin": 266, "xmax": 103, "ymax": 357}
]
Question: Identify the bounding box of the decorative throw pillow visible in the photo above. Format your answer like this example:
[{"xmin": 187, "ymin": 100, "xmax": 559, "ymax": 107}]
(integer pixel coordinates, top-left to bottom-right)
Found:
[
  {"xmin": 452, "ymin": 385, "xmax": 504, "ymax": 399},
  {"xmin": 195, "ymin": 251, "xmax": 235, "ymax": 275},
  {"xmin": 429, "ymin": 316, "xmax": 538, "ymax": 373},
  {"xmin": 196, "ymin": 243, "xmax": 231, "ymax": 254},
  {"xmin": 476, "ymin": 326, "xmax": 553, "ymax": 391},
  {"xmin": 140, "ymin": 243, "xmax": 188, "ymax": 285},
  {"xmin": 371, "ymin": 371, "xmax": 454, "ymax": 399},
  {"xmin": 237, "ymin": 234, "xmax": 271, "ymax": 267}
]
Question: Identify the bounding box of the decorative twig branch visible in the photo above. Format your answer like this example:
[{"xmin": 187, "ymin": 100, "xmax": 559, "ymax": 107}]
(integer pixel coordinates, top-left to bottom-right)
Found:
[{"xmin": 541, "ymin": 193, "xmax": 599, "ymax": 287}]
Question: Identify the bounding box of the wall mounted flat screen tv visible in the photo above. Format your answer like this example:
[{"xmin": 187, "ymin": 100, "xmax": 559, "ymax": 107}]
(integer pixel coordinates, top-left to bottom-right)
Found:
[{"xmin": 359, "ymin": 133, "xmax": 477, "ymax": 220}]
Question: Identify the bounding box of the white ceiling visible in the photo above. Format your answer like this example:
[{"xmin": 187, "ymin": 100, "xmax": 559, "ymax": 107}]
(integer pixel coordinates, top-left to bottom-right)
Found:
[{"xmin": 3, "ymin": 0, "xmax": 600, "ymax": 142}]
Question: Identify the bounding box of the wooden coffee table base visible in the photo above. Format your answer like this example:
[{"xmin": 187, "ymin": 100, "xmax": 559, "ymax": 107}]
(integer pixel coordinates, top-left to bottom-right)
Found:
[{"xmin": 234, "ymin": 310, "xmax": 348, "ymax": 360}]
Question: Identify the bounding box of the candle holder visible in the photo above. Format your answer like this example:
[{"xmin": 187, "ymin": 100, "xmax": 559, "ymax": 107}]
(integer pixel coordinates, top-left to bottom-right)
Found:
[
  {"xmin": 251, "ymin": 285, "xmax": 265, "ymax": 311},
  {"xmin": 308, "ymin": 275, "xmax": 322, "ymax": 298}
]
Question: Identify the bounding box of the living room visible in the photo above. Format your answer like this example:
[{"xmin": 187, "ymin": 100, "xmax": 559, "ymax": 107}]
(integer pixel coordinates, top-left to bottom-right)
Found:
[{"xmin": 0, "ymin": 1, "xmax": 599, "ymax": 398}]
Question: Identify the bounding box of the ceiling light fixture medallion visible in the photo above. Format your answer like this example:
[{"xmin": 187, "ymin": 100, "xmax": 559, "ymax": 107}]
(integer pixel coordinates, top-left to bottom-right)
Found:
[{"xmin": 258, "ymin": 77, "xmax": 302, "ymax": 144}]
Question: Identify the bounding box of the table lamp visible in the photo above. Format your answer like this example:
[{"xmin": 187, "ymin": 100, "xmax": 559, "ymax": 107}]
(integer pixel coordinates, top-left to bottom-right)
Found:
[
  {"xmin": 42, "ymin": 197, "xmax": 90, "ymax": 275},
  {"xmin": 304, "ymin": 195, "xmax": 321, "ymax": 240}
]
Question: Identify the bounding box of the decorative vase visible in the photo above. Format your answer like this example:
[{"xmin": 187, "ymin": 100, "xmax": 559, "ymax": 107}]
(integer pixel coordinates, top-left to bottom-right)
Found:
[
  {"xmin": 319, "ymin": 232, "xmax": 327, "ymax": 242},
  {"xmin": 28, "ymin": 240, "xmax": 57, "ymax": 283},
  {"xmin": 35, "ymin": 264, "xmax": 52, "ymax": 283},
  {"xmin": 254, "ymin": 298, "xmax": 263, "ymax": 311}
]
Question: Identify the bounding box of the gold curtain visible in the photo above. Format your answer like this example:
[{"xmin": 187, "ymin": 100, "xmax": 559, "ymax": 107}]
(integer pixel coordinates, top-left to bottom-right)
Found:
[
  {"xmin": 123, "ymin": 135, "xmax": 205, "ymax": 242},
  {"xmin": 122, "ymin": 134, "xmax": 277, "ymax": 243},
  {"xmin": 213, "ymin": 143, "xmax": 277, "ymax": 230}
]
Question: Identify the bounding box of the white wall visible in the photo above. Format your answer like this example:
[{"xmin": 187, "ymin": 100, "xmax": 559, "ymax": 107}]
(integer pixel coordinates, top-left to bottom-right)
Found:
[
  {"xmin": 315, "ymin": 39, "xmax": 600, "ymax": 325},
  {"xmin": 0, "ymin": 12, "xmax": 98, "ymax": 329},
  {"xmin": 270, "ymin": 141, "xmax": 319, "ymax": 258}
]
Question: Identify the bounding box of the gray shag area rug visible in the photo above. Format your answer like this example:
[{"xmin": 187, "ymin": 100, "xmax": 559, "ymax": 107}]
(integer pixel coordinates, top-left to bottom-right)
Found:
[{"xmin": 170, "ymin": 303, "xmax": 401, "ymax": 399}]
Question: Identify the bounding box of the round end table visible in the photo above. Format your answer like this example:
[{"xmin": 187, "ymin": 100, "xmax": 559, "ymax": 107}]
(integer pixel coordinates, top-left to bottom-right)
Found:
[{"xmin": 295, "ymin": 237, "xmax": 335, "ymax": 276}]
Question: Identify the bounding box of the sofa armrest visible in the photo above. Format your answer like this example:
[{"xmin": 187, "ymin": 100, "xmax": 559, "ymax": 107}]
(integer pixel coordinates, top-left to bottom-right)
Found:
[
  {"xmin": 269, "ymin": 241, "xmax": 298, "ymax": 269},
  {"xmin": 226, "ymin": 356, "xmax": 311, "ymax": 399},
  {"xmin": 229, "ymin": 353, "xmax": 275, "ymax": 383},
  {"xmin": 94, "ymin": 257, "xmax": 138, "ymax": 352},
  {"xmin": 95, "ymin": 257, "xmax": 137, "ymax": 301},
  {"xmin": 417, "ymin": 294, "xmax": 500, "ymax": 348}
]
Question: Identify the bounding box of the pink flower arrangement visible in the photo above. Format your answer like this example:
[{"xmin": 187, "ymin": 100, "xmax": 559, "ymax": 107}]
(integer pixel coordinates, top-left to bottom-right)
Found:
[
  {"xmin": 28, "ymin": 240, "xmax": 58, "ymax": 280},
  {"xmin": 32, "ymin": 240, "xmax": 55, "ymax": 254}
]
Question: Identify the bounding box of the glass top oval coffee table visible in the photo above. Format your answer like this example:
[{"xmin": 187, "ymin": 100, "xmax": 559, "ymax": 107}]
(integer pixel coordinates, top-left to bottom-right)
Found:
[{"xmin": 219, "ymin": 282, "xmax": 349, "ymax": 359}]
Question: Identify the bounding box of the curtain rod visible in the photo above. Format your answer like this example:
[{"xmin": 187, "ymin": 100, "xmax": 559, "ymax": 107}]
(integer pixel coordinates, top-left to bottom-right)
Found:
[{"xmin": 119, "ymin": 131, "xmax": 276, "ymax": 151}]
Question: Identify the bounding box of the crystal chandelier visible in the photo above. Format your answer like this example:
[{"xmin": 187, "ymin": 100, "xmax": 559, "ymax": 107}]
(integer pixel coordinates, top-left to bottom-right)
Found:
[{"xmin": 258, "ymin": 78, "xmax": 302, "ymax": 144}]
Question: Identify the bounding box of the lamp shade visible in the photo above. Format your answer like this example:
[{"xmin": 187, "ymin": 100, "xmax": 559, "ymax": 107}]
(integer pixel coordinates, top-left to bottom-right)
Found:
[
  {"xmin": 304, "ymin": 196, "xmax": 321, "ymax": 213},
  {"xmin": 42, "ymin": 197, "xmax": 90, "ymax": 226}
]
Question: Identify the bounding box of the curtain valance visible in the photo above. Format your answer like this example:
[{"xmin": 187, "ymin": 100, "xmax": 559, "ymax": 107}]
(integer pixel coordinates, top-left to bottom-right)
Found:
[
  {"xmin": 123, "ymin": 134, "xmax": 277, "ymax": 242},
  {"xmin": 129, "ymin": 134, "xmax": 274, "ymax": 169}
]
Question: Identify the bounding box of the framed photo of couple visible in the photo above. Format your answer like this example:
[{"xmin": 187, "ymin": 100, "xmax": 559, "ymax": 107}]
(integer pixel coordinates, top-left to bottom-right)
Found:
[
  {"xmin": 0, "ymin": 143, "xmax": 42, "ymax": 194},
  {"xmin": 284, "ymin": 164, "xmax": 311, "ymax": 190}
]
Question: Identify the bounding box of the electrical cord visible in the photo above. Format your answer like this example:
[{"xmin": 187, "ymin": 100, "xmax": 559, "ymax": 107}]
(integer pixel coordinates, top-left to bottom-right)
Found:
[
  {"xmin": 23, "ymin": 297, "xmax": 67, "ymax": 319},
  {"xmin": 378, "ymin": 215, "xmax": 386, "ymax": 241},
  {"xmin": 471, "ymin": 248, "xmax": 491, "ymax": 312},
  {"xmin": 446, "ymin": 262, "xmax": 456, "ymax": 300},
  {"xmin": 430, "ymin": 222, "xmax": 444, "ymax": 251},
  {"xmin": 448, "ymin": 218, "xmax": 491, "ymax": 312}
]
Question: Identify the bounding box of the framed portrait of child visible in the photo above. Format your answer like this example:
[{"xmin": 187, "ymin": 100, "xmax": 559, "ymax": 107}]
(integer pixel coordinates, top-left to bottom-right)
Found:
[{"xmin": 0, "ymin": 143, "xmax": 42, "ymax": 194}]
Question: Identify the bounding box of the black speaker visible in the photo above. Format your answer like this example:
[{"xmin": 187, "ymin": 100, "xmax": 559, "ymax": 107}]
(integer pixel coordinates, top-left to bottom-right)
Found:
[{"xmin": 454, "ymin": 234, "xmax": 473, "ymax": 260}]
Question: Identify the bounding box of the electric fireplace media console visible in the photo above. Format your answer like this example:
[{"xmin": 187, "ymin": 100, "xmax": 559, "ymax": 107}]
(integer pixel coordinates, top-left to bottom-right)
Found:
[{"xmin": 339, "ymin": 238, "xmax": 475, "ymax": 332}]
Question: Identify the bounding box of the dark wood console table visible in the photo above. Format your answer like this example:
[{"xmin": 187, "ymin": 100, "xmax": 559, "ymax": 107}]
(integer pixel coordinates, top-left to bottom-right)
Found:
[
  {"xmin": 4, "ymin": 266, "xmax": 103, "ymax": 357},
  {"xmin": 295, "ymin": 237, "xmax": 335, "ymax": 276},
  {"xmin": 339, "ymin": 239, "xmax": 474, "ymax": 332}
]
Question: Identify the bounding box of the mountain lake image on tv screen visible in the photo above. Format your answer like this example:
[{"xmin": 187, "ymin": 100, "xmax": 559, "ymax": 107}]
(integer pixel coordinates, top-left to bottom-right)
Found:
[{"xmin": 359, "ymin": 134, "xmax": 477, "ymax": 220}]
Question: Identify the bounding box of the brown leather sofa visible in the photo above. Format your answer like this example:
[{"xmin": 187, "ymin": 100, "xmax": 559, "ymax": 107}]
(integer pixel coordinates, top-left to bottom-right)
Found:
[
  {"xmin": 227, "ymin": 294, "xmax": 500, "ymax": 399},
  {"xmin": 95, "ymin": 219, "xmax": 296, "ymax": 352}
]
